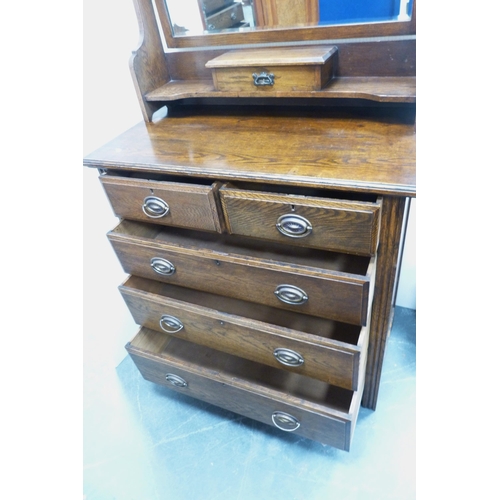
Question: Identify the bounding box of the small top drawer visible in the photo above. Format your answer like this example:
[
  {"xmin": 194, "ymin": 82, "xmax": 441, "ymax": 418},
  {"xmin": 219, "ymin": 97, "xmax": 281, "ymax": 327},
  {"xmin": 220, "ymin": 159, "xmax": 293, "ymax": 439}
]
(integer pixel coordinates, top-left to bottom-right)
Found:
[
  {"xmin": 100, "ymin": 174, "xmax": 223, "ymax": 233},
  {"xmin": 220, "ymin": 184, "xmax": 382, "ymax": 256},
  {"xmin": 206, "ymin": 46, "xmax": 338, "ymax": 92}
]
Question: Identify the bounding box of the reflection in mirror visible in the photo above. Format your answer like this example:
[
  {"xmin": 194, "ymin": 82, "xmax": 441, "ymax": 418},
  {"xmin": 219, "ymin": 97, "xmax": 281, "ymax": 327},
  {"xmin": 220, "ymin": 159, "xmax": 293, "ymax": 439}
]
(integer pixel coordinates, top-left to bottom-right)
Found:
[{"xmin": 165, "ymin": 0, "xmax": 414, "ymax": 37}]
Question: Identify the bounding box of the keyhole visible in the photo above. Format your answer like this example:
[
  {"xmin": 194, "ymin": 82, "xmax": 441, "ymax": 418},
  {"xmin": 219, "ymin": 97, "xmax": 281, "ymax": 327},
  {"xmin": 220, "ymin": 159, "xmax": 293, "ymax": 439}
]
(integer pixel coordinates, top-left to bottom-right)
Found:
[{"xmin": 290, "ymin": 205, "xmax": 296, "ymax": 212}]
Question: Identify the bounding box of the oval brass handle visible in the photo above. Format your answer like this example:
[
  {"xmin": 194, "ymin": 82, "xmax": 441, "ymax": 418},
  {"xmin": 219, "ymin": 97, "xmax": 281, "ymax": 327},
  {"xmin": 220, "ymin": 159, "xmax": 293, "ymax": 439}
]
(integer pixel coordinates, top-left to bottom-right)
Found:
[
  {"xmin": 165, "ymin": 373, "xmax": 188, "ymax": 388},
  {"xmin": 276, "ymin": 214, "xmax": 312, "ymax": 238},
  {"xmin": 142, "ymin": 196, "xmax": 169, "ymax": 218},
  {"xmin": 150, "ymin": 257, "xmax": 176, "ymax": 276},
  {"xmin": 159, "ymin": 314, "xmax": 184, "ymax": 334},
  {"xmin": 252, "ymin": 72, "xmax": 275, "ymax": 86},
  {"xmin": 272, "ymin": 411, "xmax": 300, "ymax": 432},
  {"xmin": 273, "ymin": 348, "xmax": 304, "ymax": 367},
  {"xmin": 275, "ymin": 284, "xmax": 308, "ymax": 305}
]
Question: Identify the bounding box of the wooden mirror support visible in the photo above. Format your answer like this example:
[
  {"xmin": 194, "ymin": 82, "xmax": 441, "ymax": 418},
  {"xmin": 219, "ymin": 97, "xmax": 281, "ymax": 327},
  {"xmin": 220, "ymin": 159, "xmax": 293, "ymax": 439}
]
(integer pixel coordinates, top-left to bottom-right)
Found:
[{"xmin": 131, "ymin": 0, "xmax": 416, "ymax": 121}]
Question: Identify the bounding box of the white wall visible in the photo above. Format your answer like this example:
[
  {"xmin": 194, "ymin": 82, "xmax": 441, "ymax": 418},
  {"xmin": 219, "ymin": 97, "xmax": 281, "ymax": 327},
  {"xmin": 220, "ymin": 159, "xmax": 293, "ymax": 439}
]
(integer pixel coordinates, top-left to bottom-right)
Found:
[{"xmin": 395, "ymin": 200, "xmax": 416, "ymax": 309}]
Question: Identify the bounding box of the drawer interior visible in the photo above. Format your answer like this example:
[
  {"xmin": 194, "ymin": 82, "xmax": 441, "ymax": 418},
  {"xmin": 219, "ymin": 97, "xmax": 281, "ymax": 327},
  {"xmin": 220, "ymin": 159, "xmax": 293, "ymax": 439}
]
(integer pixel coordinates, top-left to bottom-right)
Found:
[
  {"xmin": 103, "ymin": 169, "xmax": 216, "ymax": 187},
  {"xmin": 123, "ymin": 275, "xmax": 363, "ymax": 346},
  {"xmin": 226, "ymin": 181, "xmax": 379, "ymax": 204},
  {"xmin": 114, "ymin": 220, "xmax": 371, "ymax": 276},
  {"xmin": 129, "ymin": 328, "xmax": 355, "ymax": 414},
  {"xmin": 104, "ymin": 170, "xmax": 378, "ymax": 204}
]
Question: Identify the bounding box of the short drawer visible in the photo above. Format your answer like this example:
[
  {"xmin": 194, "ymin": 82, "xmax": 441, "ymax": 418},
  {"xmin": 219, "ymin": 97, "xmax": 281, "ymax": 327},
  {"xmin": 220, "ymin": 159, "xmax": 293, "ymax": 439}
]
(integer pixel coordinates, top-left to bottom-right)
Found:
[
  {"xmin": 120, "ymin": 276, "xmax": 368, "ymax": 390},
  {"xmin": 100, "ymin": 174, "xmax": 223, "ymax": 233},
  {"xmin": 126, "ymin": 328, "xmax": 364, "ymax": 451},
  {"xmin": 220, "ymin": 184, "xmax": 382, "ymax": 256},
  {"xmin": 108, "ymin": 220, "xmax": 375, "ymax": 325},
  {"xmin": 206, "ymin": 46, "xmax": 338, "ymax": 92}
]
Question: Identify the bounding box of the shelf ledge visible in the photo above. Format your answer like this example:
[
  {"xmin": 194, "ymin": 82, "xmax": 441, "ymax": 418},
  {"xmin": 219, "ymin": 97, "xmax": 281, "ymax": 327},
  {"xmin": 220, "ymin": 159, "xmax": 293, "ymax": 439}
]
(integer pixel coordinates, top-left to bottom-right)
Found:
[{"xmin": 145, "ymin": 77, "xmax": 415, "ymax": 103}]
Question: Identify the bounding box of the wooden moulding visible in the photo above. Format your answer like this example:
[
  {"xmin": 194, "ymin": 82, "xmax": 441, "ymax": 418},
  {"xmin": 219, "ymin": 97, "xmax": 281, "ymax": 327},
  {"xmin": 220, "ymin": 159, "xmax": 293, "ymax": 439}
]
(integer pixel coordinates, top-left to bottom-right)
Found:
[{"xmin": 205, "ymin": 45, "xmax": 338, "ymax": 92}]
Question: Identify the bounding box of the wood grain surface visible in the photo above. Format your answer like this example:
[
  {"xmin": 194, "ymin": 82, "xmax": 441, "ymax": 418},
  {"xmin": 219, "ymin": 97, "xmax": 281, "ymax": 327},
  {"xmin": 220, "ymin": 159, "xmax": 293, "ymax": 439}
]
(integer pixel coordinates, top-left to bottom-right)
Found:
[
  {"xmin": 108, "ymin": 220, "xmax": 373, "ymax": 325},
  {"xmin": 127, "ymin": 328, "xmax": 362, "ymax": 450},
  {"xmin": 84, "ymin": 106, "xmax": 416, "ymax": 197},
  {"xmin": 120, "ymin": 275, "xmax": 367, "ymax": 390},
  {"xmin": 220, "ymin": 184, "xmax": 381, "ymax": 255}
]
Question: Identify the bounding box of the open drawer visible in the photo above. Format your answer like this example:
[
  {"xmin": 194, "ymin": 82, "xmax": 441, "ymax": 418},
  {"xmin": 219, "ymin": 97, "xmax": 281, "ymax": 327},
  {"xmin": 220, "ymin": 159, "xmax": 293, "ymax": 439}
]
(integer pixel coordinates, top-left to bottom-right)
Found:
[
  {"xmin": 126, "ymin": 328, "xmax": 365, "ymax": 451},
  {"xmin": 108, "ymin": 220, "xmax": 376, "ymax": 325},
  {"xmin": 100, "ymin": 174, "xmax": 224, "ymax": 233},
  {"xmin": 219, "ymin": 183, "xmax": 382, "ymax": 256},
  {"xmin": 120, "ymin": 275, "xmax": 368, "ymax": 390}
]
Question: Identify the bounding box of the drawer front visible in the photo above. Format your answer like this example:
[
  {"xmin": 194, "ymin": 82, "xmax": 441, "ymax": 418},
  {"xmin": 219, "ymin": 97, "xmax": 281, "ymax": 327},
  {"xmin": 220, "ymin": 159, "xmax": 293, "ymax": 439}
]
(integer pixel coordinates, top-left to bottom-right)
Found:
[
  {"xmin": 100, "ymin": 175, "xmax": 223, "ymax": 233},
  {"xmin": 212, "ymin": 66, "xmax": 324, "ymax": 92},
  {"xmin": 108, "ymin": 226, "xmax": 373, "ymax": 325},
  {"xmin": 206, "ymin": 2, "xmax": 244, "ymax": 30},
  {"xmin": 119, "ymin": 277, "xmax": 367, "ymax": 390},
  {"xmin": 207, "ymin": 46, "xmax": 337, "ymax": 92},
  {"xmin": 220, "ymin": 185, "xmax": 381, "ymax": 256},
  {"xmin": 127, "ymin": 330, "xmax": 361, "ymax": 451}
]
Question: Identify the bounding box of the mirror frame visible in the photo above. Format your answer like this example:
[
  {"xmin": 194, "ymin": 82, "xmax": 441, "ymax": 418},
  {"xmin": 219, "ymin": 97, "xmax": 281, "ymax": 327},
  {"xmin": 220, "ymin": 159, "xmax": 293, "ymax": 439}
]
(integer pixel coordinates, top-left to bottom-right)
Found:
[{"xmin": 154, "ymin": 0, "xmax": 416, "ymax": 49}]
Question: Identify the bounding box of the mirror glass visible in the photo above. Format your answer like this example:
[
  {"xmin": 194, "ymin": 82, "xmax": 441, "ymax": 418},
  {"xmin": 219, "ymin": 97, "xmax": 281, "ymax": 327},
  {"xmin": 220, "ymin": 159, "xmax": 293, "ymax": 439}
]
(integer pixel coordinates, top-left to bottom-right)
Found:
[{"xmin": 165, "ymin": 0, "xmax": 414, "ymax": 37}]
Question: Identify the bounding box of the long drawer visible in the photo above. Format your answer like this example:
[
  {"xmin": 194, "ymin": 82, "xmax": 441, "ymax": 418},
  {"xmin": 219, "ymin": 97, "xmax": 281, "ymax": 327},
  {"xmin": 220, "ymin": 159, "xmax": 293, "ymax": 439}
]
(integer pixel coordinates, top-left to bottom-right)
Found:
[
  {"xmin": 126, "ymin": 328, "xmax": 365, "ymax": 451},
  {"xmin": 100, "ymin": 174, "xmax": 223, "ymax": 232},
  {"xmin": 220, "ymin": 183, "xmax": 382, "ymax": 256},
  {"xmin": 119, "ymin": 275, "xmax": 368, "ymax": 390},
  {"xmin": 108, "ymin": 220, "xmax": 376, "ymax": 325}
]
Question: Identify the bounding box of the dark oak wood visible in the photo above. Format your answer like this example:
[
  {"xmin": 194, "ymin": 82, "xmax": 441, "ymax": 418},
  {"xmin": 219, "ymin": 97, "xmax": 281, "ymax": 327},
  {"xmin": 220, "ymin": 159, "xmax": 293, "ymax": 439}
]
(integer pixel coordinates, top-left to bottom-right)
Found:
[
  {"xmin": 130, "ymin": 0, "xmax": 170, "ymax": 120},
  {"xmin": 362, "ymin": 196, "xmax": 407, "ymax": 409},
  {"xmin": 146, "ymin": 76, "xmax": 415, "ymax": 103},
  {"xmin": 119, "ymin": 275, "xmax": 367, "ymax": 390},
  {"xmin": 84, "ymin": 106, "xmax": 416, "ymax": 197},
  {"xmin": 152, "ymin": 0, "xmax": 416, "ymax": 48},
  {"xmin": 100, "ymin": 174, "xmax": 224, "ymax": 232},
  {"xmin": 85, "ymin": 0, "xmax": 416, "ymax": 447},
  {"xmin": 127, "ymin": 328, "xmax": 363, "ymax": 450},
  {"xmin": 220, "ymin": 183, "xmax": 381, "ymax": 256},
  {"xmin": 108, "ymin": 220, "xmax": 374, "ymax": 325},
  {"xmin": 163, "ymin": 40, "xmax": 415, "ymax": 81},
  {"xmin": 130, "ymin": 0, "xmax": 415, "ymax": 116},
  {"xmin": 206, "ymin": 45, "xmax": 337, "ymax": 92}
]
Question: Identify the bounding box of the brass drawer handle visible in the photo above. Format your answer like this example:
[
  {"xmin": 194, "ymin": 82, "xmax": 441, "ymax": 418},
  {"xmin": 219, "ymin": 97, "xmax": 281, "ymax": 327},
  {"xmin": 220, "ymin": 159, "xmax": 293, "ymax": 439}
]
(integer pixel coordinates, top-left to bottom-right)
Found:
[
  {"xmin": 150, "ymin": 257, "xmax": 176, "ymax": 276},
  {"xmin": 273, "ymin": 348, "xmax": 304, "ymax": 367},
  {"xmin": 275, "ymin": 284, "xmax": 308, "ymax": 305},
  {"xmin": 142, "ymin": 196, "xmax": 170, "ymax": 218},
  {"xmin": 252, "ymin": 72, "xmax": 275, "ymax": 86},
  {"xmin": 165, "ymin": 373, "xmax": 188, "ymax": 388},
  {"xmin": 272, "ymin": 411, "xmax": 300, "ymax": 432},
  {"xmin": 159, "ymin": 314, "xmax": 184, "ymax": 334},
  {"xmin": 276, "ymin": 214, "xmax": 312, "ymax": 238}
]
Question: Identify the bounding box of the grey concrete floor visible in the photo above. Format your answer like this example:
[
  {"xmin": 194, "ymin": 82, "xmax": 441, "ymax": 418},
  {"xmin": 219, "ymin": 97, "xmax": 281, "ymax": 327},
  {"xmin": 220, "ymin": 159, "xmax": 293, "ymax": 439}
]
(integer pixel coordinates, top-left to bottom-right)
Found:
[{"xmin": 83, "ymin": 307, "xmax": 415, "ymax": 500}]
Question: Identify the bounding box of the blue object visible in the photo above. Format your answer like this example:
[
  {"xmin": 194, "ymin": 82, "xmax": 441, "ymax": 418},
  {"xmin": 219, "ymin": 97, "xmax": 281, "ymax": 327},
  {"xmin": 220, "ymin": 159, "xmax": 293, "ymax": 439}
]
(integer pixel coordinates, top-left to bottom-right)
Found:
[{"xmin": 319, "ymin": 0, "xmax": 410, "ymax": 26}]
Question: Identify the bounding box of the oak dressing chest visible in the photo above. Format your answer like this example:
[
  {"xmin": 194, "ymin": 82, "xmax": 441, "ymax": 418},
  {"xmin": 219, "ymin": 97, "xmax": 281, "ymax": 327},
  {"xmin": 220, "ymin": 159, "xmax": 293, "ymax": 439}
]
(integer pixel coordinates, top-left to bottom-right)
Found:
[{"xmin": 84, "ymin": 0, "xmax": 416, "ymax": 451}]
